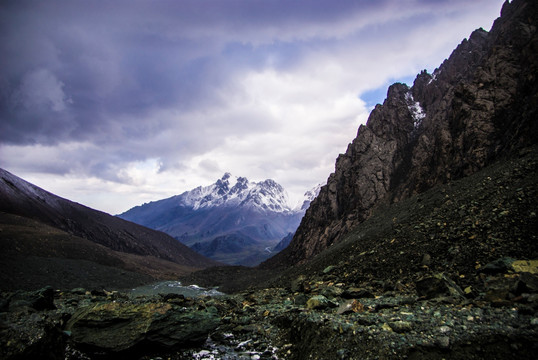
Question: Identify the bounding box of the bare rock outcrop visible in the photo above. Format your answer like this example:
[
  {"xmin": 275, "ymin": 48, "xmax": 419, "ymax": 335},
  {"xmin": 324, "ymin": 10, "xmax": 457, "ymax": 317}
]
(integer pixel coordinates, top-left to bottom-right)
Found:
[{"xmin": 265, "ymin": 0, "xmax": 538, "ymax": 266}]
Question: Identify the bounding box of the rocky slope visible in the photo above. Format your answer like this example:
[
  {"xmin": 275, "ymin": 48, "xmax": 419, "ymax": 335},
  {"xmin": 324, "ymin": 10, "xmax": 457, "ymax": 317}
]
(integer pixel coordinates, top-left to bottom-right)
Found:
[
  {"xmin": 0, "ymin": 168, "xmax": 219, "ymax": 290},
  {"xmin": 2, "ymin": 142, "xmax": 537, "ymax": 360},
  {"xmin": 119, "ymin": 174, "xmax": 319, "ymax": 266},
  {"xmin": 183, "ymin": 143, "xmax": 537, "ymax": 292},
  {"xmin": 266, "ymin": 0, "xmax": 538, "ymax": 266}
]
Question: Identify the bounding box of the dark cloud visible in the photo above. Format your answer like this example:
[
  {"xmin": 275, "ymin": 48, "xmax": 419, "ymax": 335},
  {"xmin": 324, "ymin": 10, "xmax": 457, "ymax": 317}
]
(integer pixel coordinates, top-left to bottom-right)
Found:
[
  {"xmin": 0, "ymin": 0, "xmax": 488, "ymax": 146},
  {"xmin": 0, "ymin": 0, "xmax": 505, "ymax": 213}
]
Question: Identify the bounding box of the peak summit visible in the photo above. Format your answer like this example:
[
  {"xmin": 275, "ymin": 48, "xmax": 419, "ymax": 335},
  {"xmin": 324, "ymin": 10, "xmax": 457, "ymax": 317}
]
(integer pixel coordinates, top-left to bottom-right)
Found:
[{"xmin": 182, "ymin": 174, "xmax": 292, "ymax": 212}]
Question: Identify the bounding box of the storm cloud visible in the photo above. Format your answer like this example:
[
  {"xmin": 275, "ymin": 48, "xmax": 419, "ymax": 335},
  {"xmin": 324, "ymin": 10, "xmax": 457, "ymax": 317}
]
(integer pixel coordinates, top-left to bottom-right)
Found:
[{"xmin": 0, "ymin": 0, "xmax": 504, "ymax": 213}]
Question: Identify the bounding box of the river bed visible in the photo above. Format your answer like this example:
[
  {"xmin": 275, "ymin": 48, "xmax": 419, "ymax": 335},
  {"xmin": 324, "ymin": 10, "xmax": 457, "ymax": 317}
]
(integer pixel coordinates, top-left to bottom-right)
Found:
[{"xmin": 129, "ymin": 280, "xmax": 225, "ymax": 298}]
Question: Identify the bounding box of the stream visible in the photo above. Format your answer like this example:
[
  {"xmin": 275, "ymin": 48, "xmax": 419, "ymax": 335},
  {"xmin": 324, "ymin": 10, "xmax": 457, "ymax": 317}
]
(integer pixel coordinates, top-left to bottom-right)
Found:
[{"xmin": 129, "ymin": 280, "xmax": 225, "ymax": 298}]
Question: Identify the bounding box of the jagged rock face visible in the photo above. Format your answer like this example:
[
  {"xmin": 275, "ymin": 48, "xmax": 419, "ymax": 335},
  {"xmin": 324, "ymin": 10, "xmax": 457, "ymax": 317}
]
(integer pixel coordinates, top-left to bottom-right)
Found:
[{"xmin": 271, "ymin": 0, "xmax": 538, "ymax": 265}]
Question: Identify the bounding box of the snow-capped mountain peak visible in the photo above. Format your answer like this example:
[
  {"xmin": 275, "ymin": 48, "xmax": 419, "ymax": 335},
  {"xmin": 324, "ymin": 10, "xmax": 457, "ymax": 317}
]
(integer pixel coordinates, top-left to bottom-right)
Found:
[
  {"xmin": 118, "ymin": 173, "xmax": 320, "ymax": 265},
  {"xmin": 182, "ymin": 174, "xmax": 293, "ymax": 212},
  {"xmin": 296, "ymin": 183, "xmax": 322, "ymax": 212}
]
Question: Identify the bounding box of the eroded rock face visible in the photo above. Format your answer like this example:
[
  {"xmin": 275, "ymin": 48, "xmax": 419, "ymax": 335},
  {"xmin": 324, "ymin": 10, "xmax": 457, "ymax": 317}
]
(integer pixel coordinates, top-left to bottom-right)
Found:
[{"xmin": 270, "ymin": 0, "xmax": 538, "ymax": 265}]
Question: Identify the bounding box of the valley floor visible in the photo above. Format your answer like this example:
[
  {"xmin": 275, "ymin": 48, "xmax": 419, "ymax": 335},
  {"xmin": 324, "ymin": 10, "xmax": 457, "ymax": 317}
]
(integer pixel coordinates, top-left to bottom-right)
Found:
[{"xmin": 1, "ymin": 276, "xmax": 537, "ymax": 359}]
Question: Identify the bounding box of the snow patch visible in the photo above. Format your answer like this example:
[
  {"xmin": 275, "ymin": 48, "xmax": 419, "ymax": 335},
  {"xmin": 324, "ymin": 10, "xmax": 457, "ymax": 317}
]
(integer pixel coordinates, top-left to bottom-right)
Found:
[
  {"xmin": 294, "ymin": 183, "xmax": 322, "ymax": 212},
  {"xmin": 405, "ymin": 92, "xmax": 426, "ymax": 129},
  {"xmin": 427, "ymin": 68, "xmax": 442, "ymax": 85}
]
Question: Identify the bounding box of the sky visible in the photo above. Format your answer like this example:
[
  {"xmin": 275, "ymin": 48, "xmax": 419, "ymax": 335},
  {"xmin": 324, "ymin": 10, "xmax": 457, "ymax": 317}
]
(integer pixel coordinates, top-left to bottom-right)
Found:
[{"xmin": 0, "ymin": 0, "xmax": 505, "ymax": 215}]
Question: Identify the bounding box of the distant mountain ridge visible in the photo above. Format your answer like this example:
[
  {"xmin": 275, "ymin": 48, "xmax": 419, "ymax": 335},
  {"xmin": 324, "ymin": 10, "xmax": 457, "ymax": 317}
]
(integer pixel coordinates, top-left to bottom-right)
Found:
[
  {"xmin": 0, "ymin": 168, "xmax": 219, "ymax": 290},
  {"xmin": 119, "ymin": 174, "xmax": 320, "ymax": 266},
  {"xmin": 181, "ymin": 173, "xmax": 293, "ymax": 212}
]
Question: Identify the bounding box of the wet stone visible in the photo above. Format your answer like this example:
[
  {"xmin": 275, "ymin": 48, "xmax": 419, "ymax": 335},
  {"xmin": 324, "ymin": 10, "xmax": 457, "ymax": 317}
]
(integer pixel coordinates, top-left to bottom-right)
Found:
[
  {"xmin": 336, "ymin": 300, "xmax": 356, "ymax": 315},
  {"xmin": 306, "ymin": 295, "xmax": 336, "ymax": 310},
  {"xmin": 388, "ymin": 320, "xmax": 413, "ymax": 333}
]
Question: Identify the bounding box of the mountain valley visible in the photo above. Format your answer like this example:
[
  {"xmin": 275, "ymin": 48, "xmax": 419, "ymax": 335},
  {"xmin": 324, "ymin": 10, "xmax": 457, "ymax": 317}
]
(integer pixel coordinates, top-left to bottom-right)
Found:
[
  {"xmin": 1, "ymin": 0, "xmax": 537, "ymax": 359},
  {"xmin": 119, "ymin": 173, "xmax": 319, "ymax": 266}
]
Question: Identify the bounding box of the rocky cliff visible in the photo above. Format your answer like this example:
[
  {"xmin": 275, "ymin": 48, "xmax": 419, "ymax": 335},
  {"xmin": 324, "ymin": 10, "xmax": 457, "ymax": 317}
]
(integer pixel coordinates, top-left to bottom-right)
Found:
[{"xmin": 268, "ymin": 0, "xmax": 538, "ymax": 266}]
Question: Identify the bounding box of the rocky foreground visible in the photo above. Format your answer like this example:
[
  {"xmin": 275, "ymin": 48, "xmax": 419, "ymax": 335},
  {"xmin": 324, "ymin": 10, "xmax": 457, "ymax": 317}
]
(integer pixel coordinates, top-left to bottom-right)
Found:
[{"xmin": 1, "ymin": 258, "xmax": 538, "ymax": 360}]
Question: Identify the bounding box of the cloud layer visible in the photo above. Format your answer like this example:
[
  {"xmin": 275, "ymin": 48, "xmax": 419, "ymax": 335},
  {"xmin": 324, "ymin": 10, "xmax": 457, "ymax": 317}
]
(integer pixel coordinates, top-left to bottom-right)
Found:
[{"xmin": 0, "ymin": 0, "xmax": 504, "ymax": 213}]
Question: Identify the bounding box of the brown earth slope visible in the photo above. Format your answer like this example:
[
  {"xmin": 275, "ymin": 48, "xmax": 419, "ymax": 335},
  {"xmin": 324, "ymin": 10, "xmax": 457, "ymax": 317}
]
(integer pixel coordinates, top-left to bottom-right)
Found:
[{"xmin": 0, "ymin": 168, "xmax": 220, "ymax": 290}]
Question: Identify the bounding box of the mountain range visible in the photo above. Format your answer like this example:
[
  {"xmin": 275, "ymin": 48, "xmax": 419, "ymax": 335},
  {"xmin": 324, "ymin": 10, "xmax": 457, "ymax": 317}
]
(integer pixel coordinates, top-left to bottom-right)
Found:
[
  {"xmin": 118, "ymin": 173, "xmax": 320, "ymax": 266},
  {"xmin": 1, "ymin": 1, "xmax": 537, "ymax": 358},
  {"xmin": 0, "ymin": 167, "xmax": 219, "ymax": 291}
]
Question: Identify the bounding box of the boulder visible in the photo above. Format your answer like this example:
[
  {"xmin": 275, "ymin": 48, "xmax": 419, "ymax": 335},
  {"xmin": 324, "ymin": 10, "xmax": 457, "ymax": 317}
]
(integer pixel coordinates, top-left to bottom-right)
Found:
[
  {"xmin": 480, "ymin": 257, "xmax": 515, "ymax": 274},
  {"xmin": 0, "ymin": 305, "xmax": 65, "ymax": 360},
  {"xmin": 511, "ymin": 260, "xmax": 538, "ymax": 274},
  {"xmin": 342, "ymin": 287, "xmax": 375, "ymax": 299},
  {"xmin": 306, "ymin": 295, "xmax": 337, "ymax": 310},
  {"xmin": 8, "ymin": 286, "xmax": 56, "ymax": 311},
  {"xmin": 415, "ymin": 274, "xmax": 464, "ymax": 299},
  {"xmin": 388, "ymin": 321, "xmax": 413, "ymax": 333},
  {"xmin": 291, "ymin": 275, "xmax": 307, "ymax": 293},
  {"xmin": 66, "ymin": 301, "xmax": 220, "ymax": 355}
]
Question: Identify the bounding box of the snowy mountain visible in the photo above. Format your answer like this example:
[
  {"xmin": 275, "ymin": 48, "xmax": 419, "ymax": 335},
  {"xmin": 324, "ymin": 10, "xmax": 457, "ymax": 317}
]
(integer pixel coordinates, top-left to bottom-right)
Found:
[
  {"xmin": 118, "ymin": 174, "xmax": 320, "ymax": 266},
  {"xmin": 182, "ymin": 173, "xmax": 293, "ymax": 212},
  {"xmin": 296, "ymin": 183, "xmax": 322, "ymax": 212}
]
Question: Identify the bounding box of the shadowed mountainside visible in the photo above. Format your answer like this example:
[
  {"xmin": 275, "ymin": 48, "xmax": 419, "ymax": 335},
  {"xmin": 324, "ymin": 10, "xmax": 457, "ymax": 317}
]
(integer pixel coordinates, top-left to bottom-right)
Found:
[{"xmin": 0, "ymin": 168, "xmax": 220, "ymax": 290}]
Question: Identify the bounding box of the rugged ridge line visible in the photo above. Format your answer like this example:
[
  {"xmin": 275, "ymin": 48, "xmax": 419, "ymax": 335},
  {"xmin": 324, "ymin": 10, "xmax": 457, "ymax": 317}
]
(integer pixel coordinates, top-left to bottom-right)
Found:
[{"xmin": 266, "ymin": 0, "xmax": 538, "ymax": 266}]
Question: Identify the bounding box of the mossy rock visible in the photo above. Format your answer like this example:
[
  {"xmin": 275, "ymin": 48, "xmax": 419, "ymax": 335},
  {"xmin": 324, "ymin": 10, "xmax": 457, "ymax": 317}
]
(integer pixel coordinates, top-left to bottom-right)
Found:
[{"xmin": 66, "ymin": 301, "xmax": 219, "ymax": 354}]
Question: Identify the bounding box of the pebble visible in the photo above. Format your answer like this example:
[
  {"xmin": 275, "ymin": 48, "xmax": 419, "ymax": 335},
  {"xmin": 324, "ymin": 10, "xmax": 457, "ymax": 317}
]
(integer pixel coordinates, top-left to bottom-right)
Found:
[
  {"xmin": 439, "ymin": 325, "xmax": 452, "ymax": 334},
  {"xmin": 382, "ymin": 323, "xmax": 393, "ymax": 331}
]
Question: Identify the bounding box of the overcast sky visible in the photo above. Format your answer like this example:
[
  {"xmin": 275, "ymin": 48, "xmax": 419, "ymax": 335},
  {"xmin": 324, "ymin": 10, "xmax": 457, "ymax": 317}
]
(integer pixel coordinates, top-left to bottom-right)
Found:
[{"xmin": 0, "ymin": 0, "xmax": 504, "ymax": 214}]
